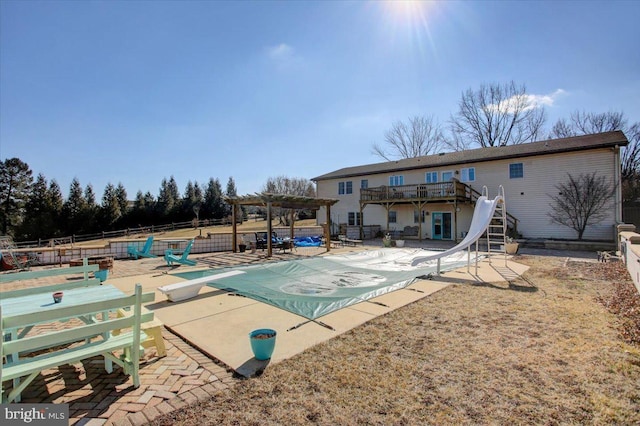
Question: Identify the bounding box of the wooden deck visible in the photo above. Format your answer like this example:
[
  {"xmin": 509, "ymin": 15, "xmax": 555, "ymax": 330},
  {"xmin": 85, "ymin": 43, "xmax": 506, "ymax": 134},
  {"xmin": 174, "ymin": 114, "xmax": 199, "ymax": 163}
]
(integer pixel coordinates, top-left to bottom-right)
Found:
[{"xmin": 359, "ymin": 180, "xmax": 473, "ymax": 206}]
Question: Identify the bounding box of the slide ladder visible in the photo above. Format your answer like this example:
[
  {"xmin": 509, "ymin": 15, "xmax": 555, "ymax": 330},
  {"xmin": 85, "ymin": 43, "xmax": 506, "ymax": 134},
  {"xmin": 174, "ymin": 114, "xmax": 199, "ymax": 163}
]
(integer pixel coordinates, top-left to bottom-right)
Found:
[{"xmin": 484, "ymin": 185, "xmax": 508, "ymax": 265}]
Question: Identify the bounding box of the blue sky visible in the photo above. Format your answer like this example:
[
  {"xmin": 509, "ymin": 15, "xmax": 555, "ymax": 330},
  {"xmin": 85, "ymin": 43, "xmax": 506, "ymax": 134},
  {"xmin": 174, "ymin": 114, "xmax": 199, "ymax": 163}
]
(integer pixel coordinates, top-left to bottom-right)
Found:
[{"xmin": 1, "ymin": 0, "xmax": 639, "ymax": 200}]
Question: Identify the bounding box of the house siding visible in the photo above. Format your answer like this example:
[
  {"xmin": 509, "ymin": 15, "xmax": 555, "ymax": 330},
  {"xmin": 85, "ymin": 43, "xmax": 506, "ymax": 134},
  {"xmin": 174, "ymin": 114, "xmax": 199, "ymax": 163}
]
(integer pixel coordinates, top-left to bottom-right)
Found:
[{"xmin": 316, "ymin": 142, "xmax": 622, "ymax": 241}]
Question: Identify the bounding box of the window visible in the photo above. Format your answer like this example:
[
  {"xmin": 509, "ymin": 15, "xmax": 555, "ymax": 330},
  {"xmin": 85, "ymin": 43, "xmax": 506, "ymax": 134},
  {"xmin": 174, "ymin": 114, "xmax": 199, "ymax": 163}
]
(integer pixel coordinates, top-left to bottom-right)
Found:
[
  {"xmin": 389, "ymin": 175, "xmax": 404, "ymax": 186},
  {"xmin": 509, "ymin": 163, "xmax": 524, "ymax": 179},
  {"xmin": 360, "ymin": 179, "xmax": 368, "ymax": 189},
  {"xmin": 460, "ymin": 167, "xmax": 475, "ymax": 182},
  {"xmin": 348, "ymin": 212, "xmax": 361, "ymax": 226},
  {"xmin": 441, "ymin": 171, "xmax": 454, "ymax": 182},
  {"xmin": 425, "ymin": 172, "xmax": 438, "ymax": 183},
  {"xmin": 338, "ymin": 181, "xmax": 353, "ymax": 194},
  {"xmin": 414, "ymin": 209, "xmax": 426, "ymax": 223},
  {"xmin": 388, "ymin": 211, "xmax": 397, "ymax": 223}
]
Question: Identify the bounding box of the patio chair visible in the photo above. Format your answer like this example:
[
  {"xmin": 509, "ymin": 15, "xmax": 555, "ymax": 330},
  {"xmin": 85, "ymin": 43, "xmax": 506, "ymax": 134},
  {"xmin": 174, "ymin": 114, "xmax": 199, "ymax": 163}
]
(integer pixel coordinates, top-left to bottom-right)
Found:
[
  {"xmin": 255, "ymin": 232, "xmax": 268, "ymax": 250},
  {"xmin": 127, "ymin": 236, "xmax": 156, "ymax": 259},
  {"xmin": 164, "ymin": 239, "xmax": 197, "ymax": 266}
]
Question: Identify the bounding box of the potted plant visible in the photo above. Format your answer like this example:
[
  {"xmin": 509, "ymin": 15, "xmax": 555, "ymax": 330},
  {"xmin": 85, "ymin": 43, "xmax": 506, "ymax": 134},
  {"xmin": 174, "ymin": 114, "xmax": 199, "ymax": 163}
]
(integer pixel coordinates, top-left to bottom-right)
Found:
[
  {"xmin": 239, "ymin": 234, "xmax": 247, "ymax": 253},
  {"xmin": 395, "ymin": 232, "xmax": 405, "ymax": 248},
  {"xmin": 249, "ymin": 328, "xmax": 277, "ymax": 360},
  {"xmin": 504, "ymin": 237, "xmax": 519, "ymax": 255}
]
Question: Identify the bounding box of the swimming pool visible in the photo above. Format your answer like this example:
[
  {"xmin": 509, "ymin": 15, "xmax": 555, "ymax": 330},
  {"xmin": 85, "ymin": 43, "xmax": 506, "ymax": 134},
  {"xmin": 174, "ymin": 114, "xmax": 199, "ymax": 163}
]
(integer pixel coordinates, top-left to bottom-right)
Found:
[{"xmin": 173, "ymin": 248, "xmax": 475, "ymax": 320}]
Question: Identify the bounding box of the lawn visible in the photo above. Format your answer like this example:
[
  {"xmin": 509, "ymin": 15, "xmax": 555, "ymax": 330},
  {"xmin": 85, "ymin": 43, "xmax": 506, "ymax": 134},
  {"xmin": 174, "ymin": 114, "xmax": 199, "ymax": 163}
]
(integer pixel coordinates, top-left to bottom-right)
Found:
[{"xmin": 151, "ymin": 255, "xmax": 640, "ymax": 425}]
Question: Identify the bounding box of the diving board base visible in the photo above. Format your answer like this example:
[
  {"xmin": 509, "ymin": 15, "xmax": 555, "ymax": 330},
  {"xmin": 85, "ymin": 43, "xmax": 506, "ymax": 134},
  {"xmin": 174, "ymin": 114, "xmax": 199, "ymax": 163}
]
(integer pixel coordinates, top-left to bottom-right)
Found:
[{"xmin": 158, "ymin": 271, "xmax": 246, "ymax": 302}]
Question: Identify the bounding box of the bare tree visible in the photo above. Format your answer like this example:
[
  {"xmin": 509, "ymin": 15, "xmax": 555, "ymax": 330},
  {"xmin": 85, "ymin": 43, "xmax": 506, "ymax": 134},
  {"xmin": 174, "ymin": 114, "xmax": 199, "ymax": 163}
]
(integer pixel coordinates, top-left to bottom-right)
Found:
[
  {"xmin": 548, "ymin": 110, "xmax": 627, "ymax": 139},
  {"xmin": 372, "ymin": 115, "xmax": 444, "ymax": 160},
  {"xmin": 622, "ymin": 122, "xmax": 640, "ymax": 202},
  {"xmin": 571, "ymin": 110, "xmax": 626, "ymax": 135},
  {"xmin": 262, "ymin": 176, "xmax": 316, "ymax": 225},
  {"xmin": 449, "ymin": 81, "xmax": 547, "ymax": 148},
  {"xmin": 549, "ymin": 118, "xmax": 575, "ymax": 139},
  {"xmin": 548, "ymin": 172, "xmax": 615, "ymax": 240},
  {"xmin": 548, "ymin": 110, "xmax": 639, "ymax": 202},
  {"xmin": 621, "ymin": 122, "xmax": 639, "ymax": 180}
]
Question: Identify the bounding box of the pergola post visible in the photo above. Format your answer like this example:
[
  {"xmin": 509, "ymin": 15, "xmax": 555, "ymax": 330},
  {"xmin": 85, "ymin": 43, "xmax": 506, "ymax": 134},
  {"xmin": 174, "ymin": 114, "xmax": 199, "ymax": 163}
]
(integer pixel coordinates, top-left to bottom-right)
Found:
[
  {"xmin": 232, "ymin": 204, "xmax": 237, "ymax": 253},
  {"xmin": 289, "ymin": 209, "xmax": 295, "ymax": 240},
  {"xmin": 267, "ymin": 201, "xmax": 273, "ymax": 257},
  {"xmin": 359, "ymin": 202, "xmax": 364, "ymax": 240},
  {"xmin": 325, "ymin": 203, "xmax": 332, "ymax": 253}
]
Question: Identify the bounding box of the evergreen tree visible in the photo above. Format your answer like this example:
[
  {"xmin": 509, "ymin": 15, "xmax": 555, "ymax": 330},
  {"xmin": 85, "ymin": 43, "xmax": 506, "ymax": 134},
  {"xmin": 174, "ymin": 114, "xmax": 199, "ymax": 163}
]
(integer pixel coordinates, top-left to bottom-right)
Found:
[
  {"xmin": 0, "ymin": 158, "xmax": 33, "ymax": 236},
  {"xmin": 83, "ymin": 184, "xmax": 99, "ymax": 233},
  {"xmin": 100, "ymin": 183, "xmax": 121, "ymax": 229},
  {"xmin": 48, "ymin": 180, "xmax": 64, "ymax": 236},
  {"xmin": 17, "ymin": 173, "xmax": 49, "ymax": 239},
  {"xmin": 181, "ymin": 181, "xmax": 204, "ymax": 222},
  {"xmin": 225, "ymin": 176, "xmax": 243, "ymax": 221},
  {"xmin": 157, "ymin": 176, "xmax": 180, "ymax": 220},
  {"xmin": 115, "ymin": 183, "xmax": 128, "ymax": 218},
  {"xmin": 203, "ymin": 178, "xmax": 225, "ymax": 219},
  {"xmin": 225, "ymin": 177, "xmax": 237, "ymax": 215},
  {"xmin": 133, "ymin": 191, "xmax": 146, "ymax": 211},
  {"xmin": 62, "ymin": 178, "xmax": 87, "ymax": 234}
]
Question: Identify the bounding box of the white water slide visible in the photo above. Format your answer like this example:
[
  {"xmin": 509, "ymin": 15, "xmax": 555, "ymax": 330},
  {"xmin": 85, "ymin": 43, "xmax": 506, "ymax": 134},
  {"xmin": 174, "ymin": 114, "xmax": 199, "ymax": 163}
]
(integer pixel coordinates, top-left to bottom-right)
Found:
[{"xmin": 411, "ymin": 186, "xmax": 507, "ymax": 273}]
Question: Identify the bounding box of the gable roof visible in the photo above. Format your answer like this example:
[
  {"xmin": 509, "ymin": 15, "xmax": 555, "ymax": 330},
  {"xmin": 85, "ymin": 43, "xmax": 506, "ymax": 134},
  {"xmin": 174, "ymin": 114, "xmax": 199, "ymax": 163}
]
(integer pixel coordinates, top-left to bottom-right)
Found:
[{"xmin": 312, "ymin": 131, "xmax": 628, "ymax": 182}]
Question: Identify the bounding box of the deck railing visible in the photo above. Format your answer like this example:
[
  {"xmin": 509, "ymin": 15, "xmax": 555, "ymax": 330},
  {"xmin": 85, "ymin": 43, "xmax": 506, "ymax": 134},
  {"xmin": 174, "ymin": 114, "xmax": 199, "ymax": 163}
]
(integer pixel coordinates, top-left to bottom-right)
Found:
[{"xmin": 360, "ymin": 181, "xmax": 471, "ymax": 203}]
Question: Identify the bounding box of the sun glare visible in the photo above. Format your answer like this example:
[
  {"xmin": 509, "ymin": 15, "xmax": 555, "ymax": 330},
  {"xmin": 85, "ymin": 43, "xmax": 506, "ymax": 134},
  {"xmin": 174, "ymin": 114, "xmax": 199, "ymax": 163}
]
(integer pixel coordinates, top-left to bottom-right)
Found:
[
  {"xmin": 380, "ymin": 0, "xmax": 439, "ymax": 59},
  {"xmin": 386, "ymin": 0, "xmax": 432, "ymax": 19}
]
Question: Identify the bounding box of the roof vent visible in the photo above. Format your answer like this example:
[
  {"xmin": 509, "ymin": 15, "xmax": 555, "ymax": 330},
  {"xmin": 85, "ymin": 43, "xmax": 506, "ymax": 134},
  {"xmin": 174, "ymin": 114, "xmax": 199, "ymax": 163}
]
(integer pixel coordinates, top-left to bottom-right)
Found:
[{"xmin": 438, "ymin": 152, "xmax": 445, "ymax": 156}]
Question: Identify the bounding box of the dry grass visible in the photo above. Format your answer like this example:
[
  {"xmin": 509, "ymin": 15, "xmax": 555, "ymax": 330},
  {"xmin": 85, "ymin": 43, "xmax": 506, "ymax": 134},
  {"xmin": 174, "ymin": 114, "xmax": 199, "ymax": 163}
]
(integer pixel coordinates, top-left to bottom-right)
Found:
[{"xmin": 152, "ymin": 256, "xmax": 640, "ymax": 425}]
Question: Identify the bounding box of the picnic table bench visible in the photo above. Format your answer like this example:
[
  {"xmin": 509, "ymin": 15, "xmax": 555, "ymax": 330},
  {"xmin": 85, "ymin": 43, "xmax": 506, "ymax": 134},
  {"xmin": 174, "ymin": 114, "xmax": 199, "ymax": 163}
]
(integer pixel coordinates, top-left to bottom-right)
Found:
[
  {"xmin": 0, "ymin": 259, "xmax": 100, "ymax": 285},
  {"xmin": 338, "ymin": 235, "xmax": 363, "ymax": 247},
  {"xmin": 1, "ymin": 284, "xmax": 155, "ymax": 403}
]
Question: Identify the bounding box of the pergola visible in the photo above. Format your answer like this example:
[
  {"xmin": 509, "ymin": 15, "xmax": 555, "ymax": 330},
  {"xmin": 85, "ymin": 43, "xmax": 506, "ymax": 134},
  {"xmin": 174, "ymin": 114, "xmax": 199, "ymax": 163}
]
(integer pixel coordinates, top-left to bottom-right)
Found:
[{"xmin": 225, "ymin": 193, "xmax": 340, "ymax": 257}]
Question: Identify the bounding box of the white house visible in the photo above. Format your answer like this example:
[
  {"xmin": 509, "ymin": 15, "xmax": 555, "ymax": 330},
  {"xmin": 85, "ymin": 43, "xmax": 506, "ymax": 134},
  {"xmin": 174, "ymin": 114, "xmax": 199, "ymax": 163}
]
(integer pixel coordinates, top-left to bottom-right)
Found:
[{"xmin": 312, "ymin": 131, "xmax": 628, "ymax": 242}]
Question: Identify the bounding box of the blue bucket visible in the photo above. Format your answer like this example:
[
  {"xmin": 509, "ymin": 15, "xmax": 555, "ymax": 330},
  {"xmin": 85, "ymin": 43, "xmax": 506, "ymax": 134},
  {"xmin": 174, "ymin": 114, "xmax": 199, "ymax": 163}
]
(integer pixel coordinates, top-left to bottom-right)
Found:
[
  {"xmin": 249, "ymin": 328, "xmax": 277, "ymax": 360},
  {"xmin": 94, "ymin": 269, "xmax": 109, "ymax": 282}
]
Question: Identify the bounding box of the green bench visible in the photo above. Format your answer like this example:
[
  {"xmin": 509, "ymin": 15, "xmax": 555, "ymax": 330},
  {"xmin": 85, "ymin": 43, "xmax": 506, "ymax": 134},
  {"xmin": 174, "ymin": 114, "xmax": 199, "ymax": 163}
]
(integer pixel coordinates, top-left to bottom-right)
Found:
[
  {"xmin": 0, "ymin": 258, "xmax": 102, "ymax": 300},
  {"xmin": 1, "ymin": 284, "xmax": 154, "ymax": 403}
]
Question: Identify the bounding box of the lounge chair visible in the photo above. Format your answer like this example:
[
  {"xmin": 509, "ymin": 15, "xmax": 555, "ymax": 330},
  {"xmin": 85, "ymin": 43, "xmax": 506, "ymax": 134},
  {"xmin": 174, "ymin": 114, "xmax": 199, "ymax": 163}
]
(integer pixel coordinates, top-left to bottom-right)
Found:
[
  {"xmin": 164, "ymin": 239, "xmax": 196, "ymax": 267},
  {"xmin": 127, "ymin": 236, "xmax": 156, "ymax": 259}
]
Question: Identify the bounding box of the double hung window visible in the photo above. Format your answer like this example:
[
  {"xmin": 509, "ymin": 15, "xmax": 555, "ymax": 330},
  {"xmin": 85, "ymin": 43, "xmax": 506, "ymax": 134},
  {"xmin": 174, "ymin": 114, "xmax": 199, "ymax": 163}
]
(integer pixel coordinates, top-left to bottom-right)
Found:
[
  {"xmin": 509, "ymin": 163, "xmax": 524, "ymax": 179},
  {"xmin": 389, "ymin": 175, "xmax": 404, "ymax": 186},
  {"xmin": 460, "ymin": 167, "xmax": 475, "ymax": 182}
]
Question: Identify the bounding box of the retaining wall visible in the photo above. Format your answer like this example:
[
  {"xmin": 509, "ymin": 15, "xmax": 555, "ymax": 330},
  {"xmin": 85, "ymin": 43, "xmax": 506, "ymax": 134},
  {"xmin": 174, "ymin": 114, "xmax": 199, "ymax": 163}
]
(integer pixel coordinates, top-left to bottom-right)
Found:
[{"xmin": 619, "ymin": 230, "xmax": 640, "ymax": 294}]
